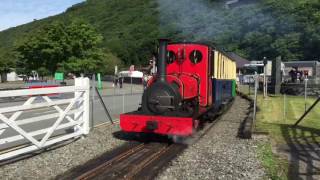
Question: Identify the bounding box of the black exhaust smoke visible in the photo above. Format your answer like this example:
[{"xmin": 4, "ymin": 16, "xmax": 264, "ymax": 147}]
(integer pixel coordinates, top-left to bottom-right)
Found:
[{"xmin": 158, "ymin": 39, "xmax": 169, "ymax": 82}]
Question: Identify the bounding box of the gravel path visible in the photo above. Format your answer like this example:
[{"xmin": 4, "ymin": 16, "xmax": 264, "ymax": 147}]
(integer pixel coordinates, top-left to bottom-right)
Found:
[
  {"xmin": 0, "ymin": 123, "xmax": 125, "ymax": 180},
  {"xmin": 158, "ymin": 96, "xmax": 266, "ymax": 180}
]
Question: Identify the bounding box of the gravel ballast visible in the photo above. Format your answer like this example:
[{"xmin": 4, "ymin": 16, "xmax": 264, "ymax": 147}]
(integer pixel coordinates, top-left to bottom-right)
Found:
[
  {"xmin": 158, "ymin": 96, "xmax": 266, "ymax": 180},
  {"xmin": 0, "ymin": 123, "xmax": 125, "ymax": 180},
  {"xmin": 1, "ymin": 96, "xmax": 266, "ymax": 180}
]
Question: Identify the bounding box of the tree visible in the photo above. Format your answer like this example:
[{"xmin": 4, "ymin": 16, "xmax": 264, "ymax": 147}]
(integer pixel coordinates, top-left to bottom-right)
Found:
[
  {"xmin": 0, "ymin": 48, "xmax": 15, "ymax": 82},
  {"xmin": 15, "ymin": 20, "xmax": 115, "ymax": 76},
  {"xmin": 2, "ymin": 0, "xmax": 320, "ymax": 64}
]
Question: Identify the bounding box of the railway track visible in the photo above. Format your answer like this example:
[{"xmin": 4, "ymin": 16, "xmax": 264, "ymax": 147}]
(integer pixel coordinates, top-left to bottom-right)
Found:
[
  {"xmin": 58, "ymin": 142, "xmax": 186, "ymax": 180},
  {"xmin": 58, "ymin": 99, "xmax": 234, "ymax": 180}
]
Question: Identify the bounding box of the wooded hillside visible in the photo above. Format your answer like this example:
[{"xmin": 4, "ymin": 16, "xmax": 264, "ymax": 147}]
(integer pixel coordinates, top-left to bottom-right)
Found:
[{"xmin": 0, "ymin": 0, "xmax": 319, "ymax": 75}]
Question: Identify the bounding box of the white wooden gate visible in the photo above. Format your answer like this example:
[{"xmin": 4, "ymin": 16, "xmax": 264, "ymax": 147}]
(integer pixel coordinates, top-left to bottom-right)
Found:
[{"xmin": 0, "ymin": 77, "xmax": 90, "ymax": 161}]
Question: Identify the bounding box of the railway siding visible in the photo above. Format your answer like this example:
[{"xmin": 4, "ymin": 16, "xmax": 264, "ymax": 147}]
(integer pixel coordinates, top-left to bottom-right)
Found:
[{"xmin": 157, "ymin": 96, "xmax": 266, "ymax": 179}]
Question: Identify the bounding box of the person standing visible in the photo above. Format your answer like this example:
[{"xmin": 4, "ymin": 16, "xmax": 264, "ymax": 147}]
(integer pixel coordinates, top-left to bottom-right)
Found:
[
  {"xmin": 289, "ymin": 67, "xmax": 297, "ymax": 83},
  {"xmin": 297, "ymin": 70, "xmax": 301, "ymax": 83},
  {"xmin": 119, "ymin": 76, "xmax": 123, "ymax": 88},
  {"xmin": 115, "ymin": 75, "xmax": 119, "ymax": 87}
]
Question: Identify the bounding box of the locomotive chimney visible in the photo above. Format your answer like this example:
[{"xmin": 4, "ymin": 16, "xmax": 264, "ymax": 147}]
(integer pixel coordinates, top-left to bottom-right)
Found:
[{"xmin": 158, "ymin": 39, "xmax": 169, "ymax": 82}]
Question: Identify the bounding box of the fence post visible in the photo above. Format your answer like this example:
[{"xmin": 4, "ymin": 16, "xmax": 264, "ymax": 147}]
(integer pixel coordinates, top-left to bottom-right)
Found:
[
  {"xmin": 97, "ymin": 73, "xmax": 102, "ymax": 90},
  {"xmin": 91, "ymin": 74, "xmax": 96, "ymax": 101},
  {"xmin": 75, "ymin": 77, "xmax": 90, "ymax": 135},
  {"xmin": 283, "ymin": 93, "xmax": 286, "ymax": 122},
  {"xmin": 91, "ymin": 74, "xmax": 96, "ymax": 129},
  {"xmin": 253, "ymin": 72, "xmax": 258, "ymax": 128},
  {"xmin": 304, "ymin": 78, "xmax": 308, "ymax": 112},
  {"xmin": 122, "ymin": 93, "xmax": 125, "ymax": 113},
  {"xmin": 266, "ymin": 76, "xmax": 268, "ymax": 97},
  {"xmin": 263, "ymin": 65, "xmax": 266, "ymax": 98},
  {"xmin": 131, "ymin": 76, "xmax": 133, "ymax": 94}
]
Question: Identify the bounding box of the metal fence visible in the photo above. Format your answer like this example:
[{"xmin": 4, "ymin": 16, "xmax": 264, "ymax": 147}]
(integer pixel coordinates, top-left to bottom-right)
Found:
[
  {"xmin": 89, "ymin": 79, "xmax": 144, "ymax": 127},
  {"xmin": 281, "ymin": 83, "xmax": 320, "ymax": 125},
  {"xmin": 238, "ymin": 75, "xmax": 320, "ymax": 129}
]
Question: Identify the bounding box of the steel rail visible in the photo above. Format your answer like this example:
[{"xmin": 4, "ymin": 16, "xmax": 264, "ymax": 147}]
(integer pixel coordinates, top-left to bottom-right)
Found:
[
  {"xmin": 63, "ymin": 98, "xmax": 235, "ymax": 180},
  {"xmin": 75, "ymin": 143, "xmax": 146, "ymax": 180},
  {"xmin": 125, "ymin": 144, "xmax": 172, "ymax": 179}
]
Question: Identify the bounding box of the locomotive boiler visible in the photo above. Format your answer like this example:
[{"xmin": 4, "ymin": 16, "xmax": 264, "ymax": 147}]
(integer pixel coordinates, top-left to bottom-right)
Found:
[
  {"xmin": 120, "ymin": 39, "xmax": 237, "ymax": 136},
  {"xmin": 142, "ymin": 39, "xmax": 199, "ymax": 117}
]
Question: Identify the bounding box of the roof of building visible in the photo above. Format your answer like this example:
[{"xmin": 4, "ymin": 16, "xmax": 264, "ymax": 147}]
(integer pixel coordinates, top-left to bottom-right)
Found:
[
  {"xmin": 227, "ymin": 52, "xmax": 250, "ymax": 68},
  {"xmin": 284, "ymin": 61, "xmax": 320, "ymax": 67}
]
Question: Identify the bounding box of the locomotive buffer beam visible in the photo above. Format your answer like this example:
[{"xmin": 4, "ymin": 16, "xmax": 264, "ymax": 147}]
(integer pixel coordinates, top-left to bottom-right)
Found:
[{"xmin": 146, "ymin": 121, "xmax": 159, "ymax": 130}]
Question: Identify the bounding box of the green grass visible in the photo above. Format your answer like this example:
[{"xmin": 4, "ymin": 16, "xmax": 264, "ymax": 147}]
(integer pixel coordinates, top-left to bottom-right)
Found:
[
  {"xmin": 238, "ymin": 85, "xmax": 320, "ymax": 144},
  {"xmin": 237, "ymin": 84, "xmax": 252, "ymax": 96},
  {"xmin": 256, "ymin": 95, "xmax": 320, "ymax": 144},
  {"xmin": 257, "ymin": 143, "xmax": 288, "ymax": 180},
  {"xmin": 238, "ymin": 85, "xmax": 320, "ymax": 179}
]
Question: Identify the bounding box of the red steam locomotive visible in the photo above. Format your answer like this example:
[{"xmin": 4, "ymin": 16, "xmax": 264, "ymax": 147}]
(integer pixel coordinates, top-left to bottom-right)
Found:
[{"xmin": 120, "ymin": 39, "xmax": 236, "ymax": 137}]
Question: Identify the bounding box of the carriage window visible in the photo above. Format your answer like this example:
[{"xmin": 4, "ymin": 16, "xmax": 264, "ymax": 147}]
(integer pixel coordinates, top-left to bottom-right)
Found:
[
  {"xmin": 167, "ymin": 51, "xmax": 176, "ymax": 64},
  {"xmin": 189, "ymin": 50, "xmax": 202, "ymax": 64}
]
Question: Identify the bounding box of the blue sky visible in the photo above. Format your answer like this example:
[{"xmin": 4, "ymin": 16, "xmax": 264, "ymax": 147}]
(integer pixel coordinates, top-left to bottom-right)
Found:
[{"xmin": 0, "ymin": 0, "xmax": 85, "ymax": 31}]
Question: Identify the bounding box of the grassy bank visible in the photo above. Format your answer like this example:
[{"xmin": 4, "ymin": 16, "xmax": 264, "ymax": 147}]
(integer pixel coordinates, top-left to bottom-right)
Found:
[
  {"xmin": 257, "ymin": 143, "xmax": 288, "ymax": 180},
  {"xmin": 238, "ymin": 85, "xmax": 320, "ymax": 143},
  {"xmin": 238, "ymin": 85, "xmax": 320, "ymax": 179},
  {"xmin": 256, "ymin": 95, "xmax": 320, "ymax": 144}
]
